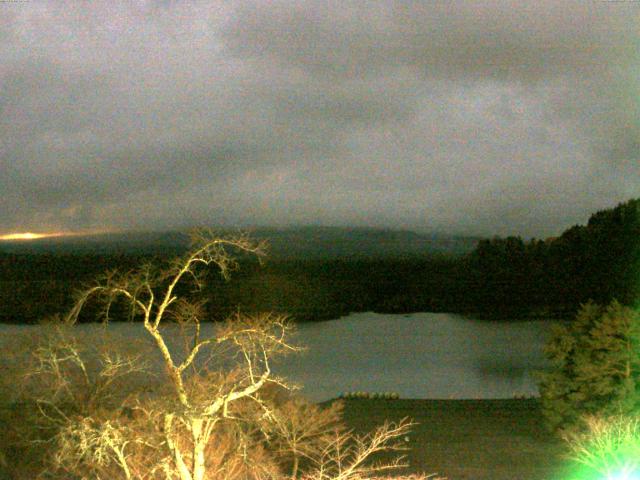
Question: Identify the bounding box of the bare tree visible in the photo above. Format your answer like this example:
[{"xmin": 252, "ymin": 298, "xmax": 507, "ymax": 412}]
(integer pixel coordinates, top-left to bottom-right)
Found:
[
  {"xmin": 267, "ymin": 397, "xmax": 345, "ymax": 477},
  {"xmin": 304, "ymin": 418, "xmax": 414, "ymax": 480},
  {"xmin": 56, "ymin": 231, "xmax": 300, "ymax": 480},
  {"xmin": 5, "ymin": 231, "xmax": 443, "ymax": 480}
]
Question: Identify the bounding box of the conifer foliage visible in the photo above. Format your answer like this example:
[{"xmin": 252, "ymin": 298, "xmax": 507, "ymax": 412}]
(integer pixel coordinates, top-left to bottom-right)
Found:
[{"xmin": 538, "ymin": 301, "xmax": 640, "ymax": 431}]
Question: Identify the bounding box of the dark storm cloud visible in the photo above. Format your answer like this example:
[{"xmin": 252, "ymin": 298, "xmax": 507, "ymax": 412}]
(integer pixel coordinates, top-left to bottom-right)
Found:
[
  {"xmin": 1, "ymin": 1, "xmax": 638, "ymax": 237},
  {"xmin": 223, "ymin": 1, "xmax": 633, "ymax": 79}
]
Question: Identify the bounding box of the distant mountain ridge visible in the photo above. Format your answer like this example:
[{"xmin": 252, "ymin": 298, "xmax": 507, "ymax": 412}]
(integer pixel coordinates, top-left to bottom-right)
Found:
[
  {"xmin": 249, "ymin": 226, "xmax": 480, "ymax": 258},
  {"xmin": 0, "ymin": 226, "xmax": 480, "ymax": 258}
]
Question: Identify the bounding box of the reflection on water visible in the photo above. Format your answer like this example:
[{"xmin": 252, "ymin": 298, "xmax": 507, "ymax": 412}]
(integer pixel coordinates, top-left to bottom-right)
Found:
[
  {"xmin": 0, "ymin": 312, "xmax": 556, "ymax": 402},
  {"xmin": 274, "ymin": 312, "xmax": 554, "ymax": 401}
]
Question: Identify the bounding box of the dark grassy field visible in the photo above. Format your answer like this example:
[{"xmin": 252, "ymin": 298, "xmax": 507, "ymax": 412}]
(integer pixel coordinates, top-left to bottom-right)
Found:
[
  {"xmin": 1, "ymin": 398, "xmax": 576, "ymax": 479},
  {"xmin": 333, "ymin": 398, "xmax": 574, "ymax": 480}
]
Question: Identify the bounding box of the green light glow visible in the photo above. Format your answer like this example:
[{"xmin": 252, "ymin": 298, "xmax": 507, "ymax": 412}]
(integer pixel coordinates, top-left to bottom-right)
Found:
[
  {"xmin": 609, "ymin": 471, "xmax": 640, "ymax": 480},
  {"xmin": 564, "ymin": 415, "xmax": 640, "ymax": 480}
]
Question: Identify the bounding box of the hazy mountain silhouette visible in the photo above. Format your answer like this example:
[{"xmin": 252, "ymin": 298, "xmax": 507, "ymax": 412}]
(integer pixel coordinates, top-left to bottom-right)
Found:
[{"xmin": 0, "ymin": 226, "xmax": 480, "ymax": 258}]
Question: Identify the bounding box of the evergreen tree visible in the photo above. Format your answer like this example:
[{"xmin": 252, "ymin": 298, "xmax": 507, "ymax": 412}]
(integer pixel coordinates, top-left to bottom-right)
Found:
[{"xmin": 538, "ymin": 300, "xmax": 640, "ymax": 431}]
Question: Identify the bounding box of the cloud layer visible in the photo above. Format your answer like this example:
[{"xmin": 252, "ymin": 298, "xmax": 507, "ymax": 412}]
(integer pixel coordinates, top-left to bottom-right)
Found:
[{"xmin": 1, "ymin": 1, "xmax": 638, "ymax": 237}]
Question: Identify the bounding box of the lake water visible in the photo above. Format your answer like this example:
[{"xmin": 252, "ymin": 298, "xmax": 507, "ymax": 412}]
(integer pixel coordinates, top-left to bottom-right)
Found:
[{"xmin": 0, "ymin": 312, "xmax": 556, "ymax": 402}]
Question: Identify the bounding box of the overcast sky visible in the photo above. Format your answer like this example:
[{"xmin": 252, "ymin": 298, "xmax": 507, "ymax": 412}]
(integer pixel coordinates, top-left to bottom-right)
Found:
[{"xmin": 1, "ymin": 1, "xmax": 638, "ymax": 238}]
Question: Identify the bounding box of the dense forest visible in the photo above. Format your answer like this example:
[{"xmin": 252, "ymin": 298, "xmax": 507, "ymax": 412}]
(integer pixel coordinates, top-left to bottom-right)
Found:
[{"xmin": 1, "ymin": 198, "xmax": 639, "ymax": 324}]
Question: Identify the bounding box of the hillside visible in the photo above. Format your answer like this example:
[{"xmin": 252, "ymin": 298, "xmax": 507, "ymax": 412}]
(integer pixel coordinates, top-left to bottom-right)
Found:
[{"xmin": 0, "ymin": 226, "xmax": 480, "ymax": 258}]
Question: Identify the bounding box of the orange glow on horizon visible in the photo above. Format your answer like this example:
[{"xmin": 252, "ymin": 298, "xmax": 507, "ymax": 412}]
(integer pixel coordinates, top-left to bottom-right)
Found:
[
  {"xmin": 0, "ymin": 229, "xmax": 114, "ymax": 241},
  {"xmin": 0, "ymin": 232, "xmax": 64, "ymax": 241}
]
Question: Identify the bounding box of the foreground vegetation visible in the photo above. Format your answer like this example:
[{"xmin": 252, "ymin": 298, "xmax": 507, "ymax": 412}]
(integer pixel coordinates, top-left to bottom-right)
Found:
[
  {"xmin": 538, "ymin": 301, "xmax": 640, "ymax": 432},
  {"xmin": 537, "ymin": 299, "xmax": 640, "ymax": 479},
  {"xmin": 0, "ymin": 232, "xmax": 440, "ymax": 479}
]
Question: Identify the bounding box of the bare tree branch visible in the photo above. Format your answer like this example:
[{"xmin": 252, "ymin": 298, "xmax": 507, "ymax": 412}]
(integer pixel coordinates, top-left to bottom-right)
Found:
[{"xmin": 7, "ymin": 231, "xmax": 440, "ymax": 480}]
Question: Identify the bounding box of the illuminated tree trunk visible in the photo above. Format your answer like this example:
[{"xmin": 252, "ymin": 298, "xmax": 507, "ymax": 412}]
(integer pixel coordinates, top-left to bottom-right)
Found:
[
  {"xmin": 191, "ymin": 418, "xmax": 206, "ymax": 480},
  {"xmin": 164, "ymin": 414, "xmax": 193, "ymax": 480}
]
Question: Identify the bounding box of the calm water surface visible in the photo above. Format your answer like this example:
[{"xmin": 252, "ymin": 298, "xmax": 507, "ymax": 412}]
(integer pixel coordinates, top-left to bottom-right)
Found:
[{"xmin": 1, "ymin": 312, "xmax": 555, "ymax": 402}]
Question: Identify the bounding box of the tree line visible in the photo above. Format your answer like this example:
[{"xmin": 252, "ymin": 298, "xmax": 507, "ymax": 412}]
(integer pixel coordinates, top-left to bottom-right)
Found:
[
  {"xmin": 1, "ymin": 198, "xmax": 638, "ymax": 324},
  {"xmin": 465, "ymin": 197, "xmax": 640, "ymax": 318}
]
